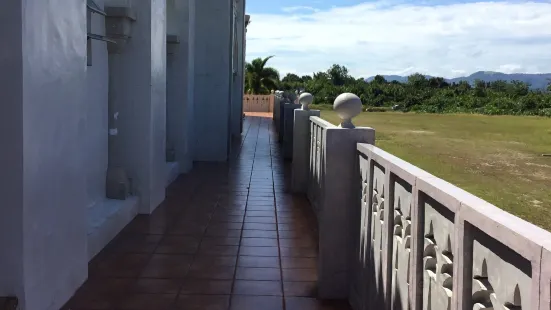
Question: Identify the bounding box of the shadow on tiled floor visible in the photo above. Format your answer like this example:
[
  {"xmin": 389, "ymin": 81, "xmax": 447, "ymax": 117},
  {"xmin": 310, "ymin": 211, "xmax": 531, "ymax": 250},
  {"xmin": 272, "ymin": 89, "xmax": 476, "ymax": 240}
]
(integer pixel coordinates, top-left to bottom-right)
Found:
[{"xmin": 63, "ymin": 116, "xmax": 351, "ymax": 310}]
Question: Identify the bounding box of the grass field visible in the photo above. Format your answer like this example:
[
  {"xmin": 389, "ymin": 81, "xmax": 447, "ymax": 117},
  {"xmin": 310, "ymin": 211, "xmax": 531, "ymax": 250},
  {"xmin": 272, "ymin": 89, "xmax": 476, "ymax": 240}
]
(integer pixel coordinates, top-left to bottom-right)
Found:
[{"xmin": 320, "ymin": 111, "xmax": 551, "ymax": 230}]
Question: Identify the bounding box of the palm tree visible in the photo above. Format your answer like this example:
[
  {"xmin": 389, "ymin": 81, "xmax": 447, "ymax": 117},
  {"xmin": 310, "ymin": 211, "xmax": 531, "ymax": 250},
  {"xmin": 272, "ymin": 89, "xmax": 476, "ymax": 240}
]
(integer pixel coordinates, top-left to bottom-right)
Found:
[{"xmin": 245, "ymin": 56, "xmax": 280, "ymax": 94}]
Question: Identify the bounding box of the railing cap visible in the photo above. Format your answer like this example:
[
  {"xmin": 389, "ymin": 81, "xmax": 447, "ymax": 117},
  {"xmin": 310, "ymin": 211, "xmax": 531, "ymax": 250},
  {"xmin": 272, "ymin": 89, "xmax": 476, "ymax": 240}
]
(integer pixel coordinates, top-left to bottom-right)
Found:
[{"xmin": 334, "ymin": 93, "xmax": 362, "ymax": 128}]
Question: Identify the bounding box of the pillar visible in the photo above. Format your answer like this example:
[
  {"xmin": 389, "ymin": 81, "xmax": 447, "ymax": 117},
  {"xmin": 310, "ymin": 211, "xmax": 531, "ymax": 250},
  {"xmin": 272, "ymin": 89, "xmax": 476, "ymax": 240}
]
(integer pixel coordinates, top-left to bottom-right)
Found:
[
  {"xmin": 231, "ymin": 0, "xmax": 246, "ymax": 138},
  {"xmin": 107, "ymin": 0, "xmax": 167, "ymax": 214},
  {"xmin": 193, "ymin": 0, "xmax": 232, "ymax": 161},
  {"xmin": 166, "ymin": 0, "xmax": 195, "ymax": 173},
  {"xmin": 0, "ymin": 1, "xmax": 88, "ymax": 309}
]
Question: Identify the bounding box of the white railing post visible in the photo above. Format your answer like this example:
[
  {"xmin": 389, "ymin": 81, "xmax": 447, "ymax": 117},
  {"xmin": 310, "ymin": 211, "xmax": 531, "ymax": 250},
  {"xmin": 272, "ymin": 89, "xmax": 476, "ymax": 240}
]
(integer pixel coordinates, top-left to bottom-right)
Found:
[
  {"xmin": 292, "ymin": 92, "xmax": 319, "ymax": 193},
  {"xmin": 279, "ymin": 92, "xmax": 300, "ymax": 143},
  {"xmin": 273, "ymin": 90, "xmax": 283, "ymax": 125},
  {"xmin": 283, "ymin": 100, "xmax": 301, "ymax": 158},
  {"xmin": 310, "ymin": 93, "xmax": 376, "ymax": 299}
]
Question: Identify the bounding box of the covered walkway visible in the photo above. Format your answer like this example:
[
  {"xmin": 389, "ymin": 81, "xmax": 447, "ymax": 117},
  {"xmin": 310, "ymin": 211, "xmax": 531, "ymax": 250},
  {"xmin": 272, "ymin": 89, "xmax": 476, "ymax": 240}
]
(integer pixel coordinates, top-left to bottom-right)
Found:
[{"xmin": 63, "ymin": 116, "xmax": 350, "ymax": 310}]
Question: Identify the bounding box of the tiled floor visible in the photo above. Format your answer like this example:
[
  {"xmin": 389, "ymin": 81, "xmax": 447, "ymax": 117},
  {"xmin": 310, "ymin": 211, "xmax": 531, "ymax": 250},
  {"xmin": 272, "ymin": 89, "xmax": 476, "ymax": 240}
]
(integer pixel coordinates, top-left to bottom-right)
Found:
[{"xmin": 63, "ymin": 115, "xmax": 350, "ymax": 310}]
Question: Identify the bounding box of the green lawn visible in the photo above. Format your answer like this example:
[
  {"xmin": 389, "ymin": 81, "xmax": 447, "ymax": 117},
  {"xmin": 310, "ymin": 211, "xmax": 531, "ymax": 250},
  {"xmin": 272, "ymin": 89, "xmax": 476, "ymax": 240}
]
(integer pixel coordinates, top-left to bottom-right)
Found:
[{"xmin": 320, "ymin": 111, "xmax": 551, "ymax": 230}]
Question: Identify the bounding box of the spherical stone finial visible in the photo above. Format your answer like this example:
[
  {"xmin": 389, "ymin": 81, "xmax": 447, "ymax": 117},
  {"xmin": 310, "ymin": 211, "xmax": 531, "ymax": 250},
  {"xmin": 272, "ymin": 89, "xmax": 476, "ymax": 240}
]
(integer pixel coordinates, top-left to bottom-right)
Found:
[
  {"xmin": 333, "ymin": 93, "xmax": 362, "ymax": 128},
  {"xmin": 271, "ymin": 90, "xmax": 275, "ymax": 94},
  {"xmin": 299, "ymin": 92, "xmax": 313, "ymax": 110}
]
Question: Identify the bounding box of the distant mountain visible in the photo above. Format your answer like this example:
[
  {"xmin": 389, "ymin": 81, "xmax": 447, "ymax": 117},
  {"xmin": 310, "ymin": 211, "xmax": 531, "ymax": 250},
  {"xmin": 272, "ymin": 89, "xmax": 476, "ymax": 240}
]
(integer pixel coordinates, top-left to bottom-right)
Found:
[{"xmin": 365, "ymin": 71, "xmax": 551, "ymax": 89}]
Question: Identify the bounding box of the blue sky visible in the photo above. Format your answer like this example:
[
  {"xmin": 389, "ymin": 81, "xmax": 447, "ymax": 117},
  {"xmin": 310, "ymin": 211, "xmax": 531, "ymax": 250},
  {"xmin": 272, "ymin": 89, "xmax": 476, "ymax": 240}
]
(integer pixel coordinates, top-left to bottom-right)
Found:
[{"xmin": 245, "ymin": 0, "xmax": 551, "ymax": 78}]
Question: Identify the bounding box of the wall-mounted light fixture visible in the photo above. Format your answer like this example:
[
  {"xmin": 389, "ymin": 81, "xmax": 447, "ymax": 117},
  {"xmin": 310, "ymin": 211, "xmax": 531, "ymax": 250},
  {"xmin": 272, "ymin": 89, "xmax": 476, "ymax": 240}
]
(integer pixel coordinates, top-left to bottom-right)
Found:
[
  {"xmin": 105, "ymin": 6, "xmax": 137, "ymax": 54},
  {"xmin": 167, "ymin": 35, "xmax": 180, "ymax": 55},
  {"xmin": 87, "ymin": 0, "xmax": 116, "ymax": 66}
]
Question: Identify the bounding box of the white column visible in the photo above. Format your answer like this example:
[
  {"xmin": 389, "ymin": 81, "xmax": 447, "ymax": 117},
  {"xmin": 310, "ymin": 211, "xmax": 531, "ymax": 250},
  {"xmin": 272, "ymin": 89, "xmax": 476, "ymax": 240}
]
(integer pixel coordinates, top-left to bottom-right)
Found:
[
  {"xmin": 0, "ymin": 1, "xmax": 88, "ymax": 309},
  {"xmin": 193, "ymin": 0, "xmax": 232, "ymax": 161},
  {"xmin": 166, "ymin": 0, "xmax": 195, "ymax": 173},
  {"xmin": 107, "ymin": 0, "xmax": 167, "ymax": 214},
  {"xmin": 231, "ymin": 0, "xmax": 246, "ymax": 138}
]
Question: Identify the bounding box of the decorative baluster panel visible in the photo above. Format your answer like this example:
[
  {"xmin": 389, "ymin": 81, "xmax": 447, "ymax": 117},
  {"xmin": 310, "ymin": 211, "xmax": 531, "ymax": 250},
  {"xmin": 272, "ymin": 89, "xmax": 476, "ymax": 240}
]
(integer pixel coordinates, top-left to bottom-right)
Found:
[
  {"xmin": 422, "ymin": 198, "xmax": 454, "ymax": 310},
  {"xmin": 313, "ymin": 124, "xmax": 323, "ymax": 213},
  {"xmin": 350, "ymin": 152, "xmax": 372, "ymax": 310},
  {"xmin": 391, "ymin": 178, "xmax": 413, "ymax": 310},
  {"xmin": 368, "ymin": 162, "xmax": 386, "ymax": 307},
  {"xmin": 307, "ymin": 121, "xmax": 316, "ymax": 205},
  {"xmin": 471, "ymin": 235, "xmax": 531, "ymax": 310}
]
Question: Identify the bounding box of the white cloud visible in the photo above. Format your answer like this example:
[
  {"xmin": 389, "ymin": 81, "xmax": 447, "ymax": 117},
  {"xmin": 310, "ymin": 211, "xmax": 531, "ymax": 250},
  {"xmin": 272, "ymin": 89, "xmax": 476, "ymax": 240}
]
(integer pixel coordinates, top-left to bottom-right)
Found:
[
  {"xmin": 281, "ymin": 6, "xmax": 319, "ymax": 13},
  {"xmin": 245, "ymin": 1, "xmax": 551, "ymax": 78}
]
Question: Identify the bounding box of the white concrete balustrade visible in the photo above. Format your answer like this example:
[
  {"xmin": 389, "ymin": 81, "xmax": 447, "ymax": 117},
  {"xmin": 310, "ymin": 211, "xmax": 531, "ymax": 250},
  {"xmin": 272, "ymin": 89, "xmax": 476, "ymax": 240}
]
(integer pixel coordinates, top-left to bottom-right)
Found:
[
  {"xmin": 0, "ymin": 0, "xmax": 247, "ymax": 309},
  {"xmin": 243, "ymin": 94, "xmax": 275, "ymax": 112},
  {"xmin": 282, "ymin": 92, "xmax": 551, "ymax": 310}
]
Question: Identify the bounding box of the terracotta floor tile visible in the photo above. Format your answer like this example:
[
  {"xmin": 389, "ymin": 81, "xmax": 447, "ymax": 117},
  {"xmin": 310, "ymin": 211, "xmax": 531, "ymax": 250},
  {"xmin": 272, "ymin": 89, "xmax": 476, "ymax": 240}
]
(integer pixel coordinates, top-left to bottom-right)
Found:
[
  {"xmin": 201, "ymin": 236, "xmax": 241, "ymax": 246},
  {"xmin": 155, "ymin": 236, "xmax": 200, "ymax": 254},
  {"xmin": 282, "ymin": 268, "xmax": 318, "ymax": 282},
  {"xmin": 237, "ymin": 256, "xmax": 280, "ymax": 268},
  {"xmin": 235, "ymin": 267, "xmax": 281, "ymax": 281},
  {"xmin": 65, "ymin": 117, "xmax": 352, "ymax": 310},
  {"xmin": 242, "ymin": 230, "xmax": 278, "ymax": 239},
  {"xmin": 121, "ymin": 219, "xmax": 167, "ymax": 235},
  {"xmin": 105, "ymin": 234, "xmax": 162, "ymax": 254},
  {"xmin": 205, "ymin": 227, "xmax": 242, "ymax": 238},
  {"xmin": 116, "ymin": 293, "xmax": 176, "ymax": 310},
  {"xmin": 246, "ymin": 205, "xmax": 276, "ymax": 211},
  {"xmin": 211, "ymin": 214, "xmax": 245, "ymax": 223},
  {"xmin": 140, "ymin": 254, "xmax": 193, "ymax": 278},
  {"xmin": 191, "ymin": 255, "xmax": 238, "ymax": 267},
  {"xmin": 240, "ymin": 237, "xmax": 278, "ymax": 247},
  {"xmin": 278, "ymin": 230, "xmax": 309, "ymax": 239},
  {"xmin": 90, "ymin": 253, "xmax": 150, "ymax": 278},
  {"xmin": 239, "ymin": 246, "xmax": 279, "ymax": 257},
  {"xmin": 281, "ymin": 257, "xmax": 318, "ymax": 269},
  {"xmin": 233, "ymin": 280, "xmax": 282, "ymax": 296},
  {"xmin": 131, "ymin": 278, "xmax": 182, "ymax": 294},
  {"xmin": 62, "ymin": 290, "xmax": 119, "ymax": 310},
  {"xmin": 243, "ymin": 223, "xmax": 277, "ymax": 231},
  {"xmin": 280, "ymin": 247, "xmax": 317, "ymax": 258},
  {"xmin": 214, "ymin": 209, "xmax": 246, "ymax": 216},
  {"xmin": 283, "ymin": 281, "xmax": 318, "ymax": 297},
  {"xmin": 79, "ymin": 277, "xmax": 133, "ymax": 294},
  {"xmin": 180, "ymin": 279, "xmax": 233, "ymax": 295},
  {"xmin": 208, "ymin": 222, "xmax": 244, "ymax": 230},
  {"xmin": 285, "ymin": 297, "xmax": 351, "ymax": 310},
  {"xmin": 174, "ymin": 295, "xmax": 230, "ymax": 310},
  {"xmin": 245, "ymin": 216, "xmax": 277, "ymax": 224},
  {"xmin": 230, "ymin": 296, "xmax": 283, "ymax": 310},
  {"xmin": 198, "ymin": 244, "xmax": 239, "ymax": 256},
  {"xmin": 279, "ymin": 237, "xmax": 317, "ymax": 248},
  {"xmin": 187, "ymin": 264, "xmax": 236, "ymax": 280},
  {"xmin": 246, "ymin": 210, "xmax": 275, "ymax": 217},
  {"xmin": 167, "ymin": 223, "xmax": 207, "ymax": 236}
]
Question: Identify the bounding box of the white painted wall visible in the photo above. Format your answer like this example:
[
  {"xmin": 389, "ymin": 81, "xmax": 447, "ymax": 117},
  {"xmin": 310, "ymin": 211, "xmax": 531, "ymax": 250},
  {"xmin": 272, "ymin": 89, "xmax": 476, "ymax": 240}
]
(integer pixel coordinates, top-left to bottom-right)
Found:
[
  {"xmin": 107, "ymin": 0, "xmax": 167, "ymax": 214},
  {"xmin": 231, "ymin": 0, "xmax": 246, "ymax": 138},
  {"xmin": 0, "ymin": 0, "xmax": 24, "ymax": 304},
  {"xmin": 167, "ymin": 0, "xmax": 195, "ymax": 173},
  {"xmin": 193, "ymin": 0, "xmax": 232, "ymax": 162},
  {"xmin": 0, "ymin": 1, "xmax": 88, "ymax": 309},
  {"xmin": 86, "ymin": 0, "xmax": 109, "ymax": 211}
]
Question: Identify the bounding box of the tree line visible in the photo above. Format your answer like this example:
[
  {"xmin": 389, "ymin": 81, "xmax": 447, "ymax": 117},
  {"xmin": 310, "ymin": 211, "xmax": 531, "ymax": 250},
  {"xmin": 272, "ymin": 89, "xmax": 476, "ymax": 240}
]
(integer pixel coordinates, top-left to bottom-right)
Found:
[{"xmin": 245, "ymin": 56, "xmax": 551, "ymax": 116}]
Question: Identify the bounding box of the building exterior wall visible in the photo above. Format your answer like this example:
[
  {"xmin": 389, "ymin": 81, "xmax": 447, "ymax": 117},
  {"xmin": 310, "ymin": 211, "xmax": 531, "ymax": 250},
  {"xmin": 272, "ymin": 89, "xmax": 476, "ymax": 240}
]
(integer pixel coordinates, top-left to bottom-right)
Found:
[
  {"xmin": 107, "ymin": 0, "xmax": 166, "ymax": 214},
  {"xmin": 0, "ymin": 0, "xmax": 243, "ymax": 308},
  {"xmin": 231, "ymin": 0, "xmax": 246, "ymax": 138},
  {"xmin": 193, "ymin": 0, "xmax": 232, "ymax": 162},
  {"xmin": 0, "ymin": 0, "xmax": 25, "ymax": 305},
  {"xmin": 0, "ymin": 1, "xmax": 89, "ymax": 309},
  {"xmin": 167, "ymin": 0, "xmax": 195, "ymax": 173},
  {"xmin": 86, "ymin": 0, "xmax": 110, "ymax": 211}
]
